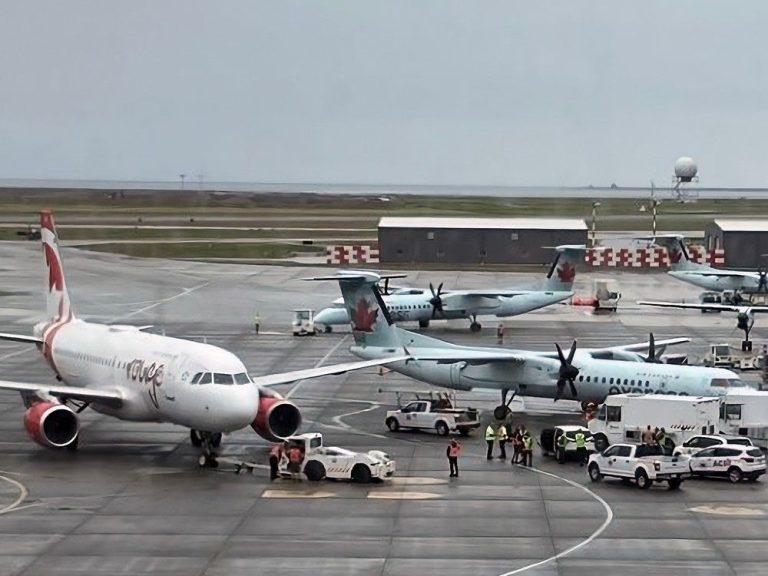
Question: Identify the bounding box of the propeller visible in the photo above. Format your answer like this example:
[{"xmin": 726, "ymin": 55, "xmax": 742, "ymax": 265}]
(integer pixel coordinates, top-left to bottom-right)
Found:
[
  {"xmin": 554, "ymin": 340, "xmax": 579, "ymax": 401},
  {"xmin": 643, "ymin": 332, "xmax": 663, "ymax": 363},
  {"xmin": 380, "ymin": 277, "xmax": 392, "ymax": 296},
  {"xmin": 428, "ymin": 282, "xmax": 445, "ymax": 318},
  {"xmin": 758, "ymin": 268, "xmax": 768, "ymax": 293}
]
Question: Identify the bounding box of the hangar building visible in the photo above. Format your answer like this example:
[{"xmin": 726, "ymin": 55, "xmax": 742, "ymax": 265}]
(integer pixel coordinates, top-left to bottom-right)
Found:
[
  {"xmin": 705, "ymin": 219, "xmax": 768, "ymax": 268},
  {"xmin": 378, "ymin": 216, "xmax": 588, "ymax": 265}
]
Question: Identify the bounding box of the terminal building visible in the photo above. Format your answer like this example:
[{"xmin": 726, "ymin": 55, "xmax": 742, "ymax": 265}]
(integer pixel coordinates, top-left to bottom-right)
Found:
[
  {"xmin": 378, "ymin": 216, "xmax": 588, "ymax": 265},
  {"xmin": 705, "ymin": 219, "xmax": 768, "ymax": 268}
]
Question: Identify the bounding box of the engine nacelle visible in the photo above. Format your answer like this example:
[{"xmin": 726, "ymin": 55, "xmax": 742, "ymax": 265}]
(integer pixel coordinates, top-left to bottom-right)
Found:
[
  {"xmin": 251, "ymin": 393, "xmax": 302, "ymax": 442},
  {"xmin": 24, "ymin": 401, "xmax": 79, "ymax": 448}
]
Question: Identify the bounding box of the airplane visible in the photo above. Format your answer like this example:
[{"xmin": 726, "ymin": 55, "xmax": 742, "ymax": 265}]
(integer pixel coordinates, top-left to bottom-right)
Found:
[
  {"xmin": 648, "ymin": 234, "xmax": 768, "ymax": 295},
  {"xmin": 313, "ymin": 245, "xmax": 585, "ymax": 332},
  {"xmin": 638, "ymin": 299, "xmax": 768, "ymax": 352},
  {"xmin": 0, "ymin": 211, "xmax": 405, "ymax": 467},
  {"xmin": 308, "ymin": 271, "xmax": 747, "ymax": 421}
]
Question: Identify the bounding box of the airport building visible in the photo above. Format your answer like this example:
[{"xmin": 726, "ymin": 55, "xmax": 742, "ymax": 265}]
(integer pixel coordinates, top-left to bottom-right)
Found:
[
  {"xmin": 378, "ymin": 216, "xmax": 588, "ymax": 265},
  {"xmin": 704, "ymin": 219, "xmax": 768, "ymax": 268}
]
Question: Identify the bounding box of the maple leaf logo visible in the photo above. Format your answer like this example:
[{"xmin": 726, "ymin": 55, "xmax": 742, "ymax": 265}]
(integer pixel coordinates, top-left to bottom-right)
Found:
[
  {"xmin": 352, "ymin": 298, "xmax": 378, "ymax": 332},
  {"xmin": 44, "ymin": 243, "xmax": 64, "ymax": 292},
  {"xmin": 557, "ymin": 262, "xmax": 576, "ymax": 283},
  {"xmin": 668, "ymin": 248, "xmax": 682, "ymax": 264}
]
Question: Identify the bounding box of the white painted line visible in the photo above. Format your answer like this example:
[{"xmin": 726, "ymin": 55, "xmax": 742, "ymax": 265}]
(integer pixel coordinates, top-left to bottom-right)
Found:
[
  {"xmin": 110, "ymin": 280, "xmax": 212, "ymax": 322},
  {"xmin": 497, "ymin": 466, "xmax": 614, "ymax": 576},
  {"xmin": 0, "ymin": 347, "xmax": 33, "ymax": 362},
  {"xmin": 367, "ymin": 491, "xmax": 442, "ymax": 500},
  {"xmin": 284, "ymin": 334, "xmax": 349, "ymax": 399},
  {"xmin": 0, "ymin": 474, "xmax": 28, "ymax": 515},
  {"xmin": 331, "ymin": 405, "xmax": 379, "ymax": 429}
]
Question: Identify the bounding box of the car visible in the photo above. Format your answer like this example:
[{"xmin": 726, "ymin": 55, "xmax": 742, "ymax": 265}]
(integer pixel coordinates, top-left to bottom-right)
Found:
[
  {"xmin": 540, "ymin": 425, "xmax": 595, "ymax": 463},
  {"xmin": 673, "ymin": 434, "xmax": 753, "ymax": 457},
  {"xmin": 688, "ymin": 444, "xmax": 766, "ymax": 483}
]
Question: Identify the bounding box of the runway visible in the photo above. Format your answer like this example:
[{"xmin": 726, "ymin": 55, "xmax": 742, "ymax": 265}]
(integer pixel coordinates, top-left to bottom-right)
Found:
[{"xmin": 0, "ymin": 241, "xmax": 767, "ymax": 576}]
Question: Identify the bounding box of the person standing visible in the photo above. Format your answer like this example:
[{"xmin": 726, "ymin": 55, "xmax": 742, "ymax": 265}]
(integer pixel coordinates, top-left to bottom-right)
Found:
[
  {"xmin": 485, "ymin": 423, "xmax": 496, "ymax": 460},
  {"xmin": 522, "ymin": 431, "xmax": 534, "ymax": 467},
  {"xmin": 268, "ymin": 443, "xmax": 283, "ymax": 480},
  {"xmin": 556, "ymin": 431, "xmax": 568, "ymax": 463},
  {"xmin": 642, "ymin": 425, "xmax": 655, "ymax": 446},
  {"xmin": 511, "ymin": 426, "xmax": 522, "ymax": 464},
  {"xmin": 253, "ymin": 311, "xmax": 261, "ymax": 335},
  {"xmin": 447, "ymin": 438, "xmax": 462, "ymax": 477},
  {"xmin": 496, "ymin": 422, "xmax": 508, "ymax": 460},
  {"xmin": 574, "ymin": 430, "xmax": 588, "ymax": 466}
]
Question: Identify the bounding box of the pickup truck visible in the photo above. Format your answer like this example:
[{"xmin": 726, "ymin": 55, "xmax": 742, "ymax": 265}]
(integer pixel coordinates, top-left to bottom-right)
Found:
[
  {"xmin": 587, "ymin": 443, "xmax": 690, "ymax": 490},
  {"xmin": 385, "ymin": 399, "xmax": 481, "ymax": 436}
]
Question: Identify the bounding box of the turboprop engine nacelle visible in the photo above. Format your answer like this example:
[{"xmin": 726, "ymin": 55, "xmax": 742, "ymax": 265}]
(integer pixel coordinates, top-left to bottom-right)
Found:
[
  {"xmin": 251, "ymin": 389, "xmax": 302, "ymax": 442},
  {"xmin": 24, "ymin": 401, "xmax": 79, "ymax": 448}
]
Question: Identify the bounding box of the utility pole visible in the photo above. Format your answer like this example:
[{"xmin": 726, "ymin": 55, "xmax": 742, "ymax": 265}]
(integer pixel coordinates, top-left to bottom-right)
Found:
[
  {"xmin": 180, "ymin": 173, "xmax": 186, "ymax": 191},
  {"xmin": 650, "ymin": 180, "xmax": 658, "ymax": 236},
  {"xmin": 591, "ymin": 201, "xmax": 601, "ymax": 248}
]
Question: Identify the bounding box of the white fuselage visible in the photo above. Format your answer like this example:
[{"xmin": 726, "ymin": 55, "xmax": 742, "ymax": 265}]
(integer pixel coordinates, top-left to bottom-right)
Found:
[
  {"xmin": 314, "ymin": 290, "xmax": 571, "ymax": 326},
  {"xmin": 350, "ymin": 343, "xmax": 743, "ymax": 403},
  {"xmin": 669, "ymin": 270, "xmax": 759, "ymax": 293},
  {"xmin": 38, "ymin": 320, "xmax": 260, "ymax": 432}
]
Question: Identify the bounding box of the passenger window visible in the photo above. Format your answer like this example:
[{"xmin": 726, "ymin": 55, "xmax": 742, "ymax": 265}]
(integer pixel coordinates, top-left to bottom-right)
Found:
[
  {"xmin": 190, "ymin": 373, "xmax": 202, "ymax": 384},
  {"xmin": 696, "ymin": 448, "xmax": 716, "ymax": 458},
  {"xmin": 214, "ymin": 373, "xmax": 234, "ymax": 384},
  {"xmin": 603, "ymin": 446, "xmax": 619, "ymax": 457},
  {"xmin": 609, "ymin": 378, "xmax": 614, "ymax": 384},
  {"xmin": 714, "ymin": 448, "xmax": 740, "ymax": 457},
  {"xmin": 198, "ymin": 373, "xmax": 212, "ymax": 384},
  {"xmin": 602, "ymin": 377, "xmax": 606, "ymax": 384}
]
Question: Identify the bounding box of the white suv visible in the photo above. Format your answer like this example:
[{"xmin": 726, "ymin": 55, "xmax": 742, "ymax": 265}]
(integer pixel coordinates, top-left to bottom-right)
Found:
[
  {"xmin": 673, "ymin": 435, "xmax": 753, "ymax": 457},
  {"xmin": 688, "ymin": 444, "xmax": 766, "ymax": 483}
]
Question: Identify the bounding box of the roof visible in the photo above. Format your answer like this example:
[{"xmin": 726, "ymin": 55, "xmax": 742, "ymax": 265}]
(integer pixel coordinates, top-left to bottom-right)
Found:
[
  {"xmin": 378, "ymin": 217, "xmax": 587, "ymax": 231},
  {"xmin": 713, "ymin": 219, "xmax": 768, "ymax": 232}
]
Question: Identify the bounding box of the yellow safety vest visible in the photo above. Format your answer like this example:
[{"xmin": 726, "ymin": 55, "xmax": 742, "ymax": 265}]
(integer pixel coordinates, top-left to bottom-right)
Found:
[
  {"xmin": 497, "ymin": 425, "xmax": 508, "ymax": 441},
  {"xmin": 523, "ymin": 435, "xmax": 533, "ymax": 450},
  {"xmin": 485, "ymin": 425, "xmax": 496, "ymax": 441},
  {"xmin": 575, "ymin": 433, "xmax": 586, "ymax": 448}
]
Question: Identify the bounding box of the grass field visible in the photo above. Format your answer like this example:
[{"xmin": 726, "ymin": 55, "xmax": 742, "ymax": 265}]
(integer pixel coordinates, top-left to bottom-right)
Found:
[{"xmin": 82, "ymin": 242, "xmax": 326, "ymax": 260}]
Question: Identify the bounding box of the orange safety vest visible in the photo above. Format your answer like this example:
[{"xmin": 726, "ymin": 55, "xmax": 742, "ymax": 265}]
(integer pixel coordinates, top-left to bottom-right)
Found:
[{"xmin": 449, "ymin": 443, "xmax": 461, "ymax": 457}]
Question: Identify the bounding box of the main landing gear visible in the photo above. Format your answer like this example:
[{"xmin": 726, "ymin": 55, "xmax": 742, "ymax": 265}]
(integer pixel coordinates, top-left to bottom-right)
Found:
[
  {"xmin": 469, "ymin": 315, "xmax": 482, "ymax": 333},
  {"xmin": 493, "ymin": 388, "xmax": 516, "ymax": 420},
  {"xmin": 190, "ymin": 429, "xmax": 222, "ymax": 468}
]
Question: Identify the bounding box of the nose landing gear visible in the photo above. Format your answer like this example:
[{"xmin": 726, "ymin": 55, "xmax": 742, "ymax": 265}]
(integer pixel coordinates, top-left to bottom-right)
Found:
[{"xmin": 191, "ymin": 429, "xmax": 223, "ymax": 468}]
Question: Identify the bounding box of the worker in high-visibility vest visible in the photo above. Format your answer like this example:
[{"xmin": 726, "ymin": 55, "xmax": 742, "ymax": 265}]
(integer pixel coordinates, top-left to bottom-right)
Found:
[
  {"xmin": 496, "ymin": 423, "xmax": 508, "ymax": 460},
  {"xmin": 485, "ymin": 424, "xmax": 496, "ymax": 460},
  {"xmin": 522, "ymin": 431, "xmax": 534, "ymax": 467},
  {"xmin": 556, "ymin": 432, "xmax": 569, "ymax": 463},
  {"xmin": 574, "ymin": 430, "xmax": 588, "ymax": 466},
  {"xmin": 447, "ymin": 438, "xmax": 462, "ymax": 478}
]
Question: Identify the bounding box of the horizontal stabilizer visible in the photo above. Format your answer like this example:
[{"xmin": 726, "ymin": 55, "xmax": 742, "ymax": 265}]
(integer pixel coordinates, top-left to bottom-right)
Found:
[
  {"xmin": 250, "ymin": 355, "xmax": 409, "ymax": 387},
  {"xmin": 0, "ymin": 332, "xmax": 43, "ymax": 344}
]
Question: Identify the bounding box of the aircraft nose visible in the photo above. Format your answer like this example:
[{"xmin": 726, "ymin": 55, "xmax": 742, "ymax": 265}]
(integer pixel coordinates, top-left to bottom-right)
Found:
[{"xmin": 218, "ymin": 385, "xmax": 260, "ymax": 431}]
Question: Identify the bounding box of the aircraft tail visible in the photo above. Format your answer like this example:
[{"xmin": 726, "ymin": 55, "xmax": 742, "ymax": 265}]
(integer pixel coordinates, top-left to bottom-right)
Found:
[
  {"xmin": 647, "ymin": 234, "xmax": 705, "ymax": 271},
  {"xmin": 543, "ymin": 245, "xmax": 585, "ymax": 291},
  {"xmin": 307, "ymin": 272, "xmax": 401, "ymax": 348},
  {"xmin": 40, "ymin": 211, "xmax": 75, "ymax": 322}
]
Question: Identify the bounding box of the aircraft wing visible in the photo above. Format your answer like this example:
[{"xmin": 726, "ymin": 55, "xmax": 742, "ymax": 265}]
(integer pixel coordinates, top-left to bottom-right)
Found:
[
  {"xmin": 443, "ymin": 290, "xmax": 528, "ymax": 300},
  {"xmin": 637, "ymin": 300, "xmax": 768, "ymax": 314},
  {"xmin": 586, "ymin": 337, "xmax": 690, "ymax": 354},
  {"xmin": 0, "ymin": 380, "xmax": 123, "ymax": 407},
  {"xmin": 409, "ymin": 349, "xmax": 527, "ymax": 365},
  {"xmin": 0, "ymin": 332, "xmax": 43, "ymax": 344},
  {"xmin": 250, "ymin": 356, "xmax": 410, "ymax": 387},
  {"xmin": 675, "ymin": 269, "xmax": 758, "ymax": 279}
]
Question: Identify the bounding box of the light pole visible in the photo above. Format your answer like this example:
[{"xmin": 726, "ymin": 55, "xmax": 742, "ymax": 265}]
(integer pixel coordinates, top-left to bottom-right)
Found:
[
  {"xmin": 180, "ymin": 173, "xmax": 186, "ymax": 191},
  {"xmin": 591, "ymin": 201, "xmax": 601, "ymax": 248},
  {"xmin": 650, "ymin": 180, "xmax": 659, "ymax": 237}
]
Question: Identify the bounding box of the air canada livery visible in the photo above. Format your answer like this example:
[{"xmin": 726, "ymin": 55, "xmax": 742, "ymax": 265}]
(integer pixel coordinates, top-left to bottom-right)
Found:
[
  {"xmin": 310, "ymin": 271, "xmax": 747, "ymax": 420},
  {"xmin": 0, "ymin": 212, "xmax": 403, "ymax": 467}
]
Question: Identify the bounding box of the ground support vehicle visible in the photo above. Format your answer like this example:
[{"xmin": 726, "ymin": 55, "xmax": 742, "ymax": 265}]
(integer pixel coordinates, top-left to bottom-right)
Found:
[
  {"xmin": 720, "ymin": 390, "xmax": 768, "ymax": 449},
  {"xmin": 588, "ymin": 394, "xmax": 719, "ymax": 453},
  {"xmin": 540, "ymin": 425, "xmax": 595, "ymax": 463},
  {"xmin": 385, "ymin": 394, "xmax": 480, "ymax": 436},
  {"xmin": 276, "ymin": 433, "xmax": 395, "ymax": 483},
  {"xmin": 594, "ymin": 280, "xmax": 620, "ymax": 312},
  {"xmin": 292, "ymin": 309, "xmax": 318, "ymax": 336},
  {"xmin": 703, "ymin": 344, "xmax": 761, "ymax": 370},
  {"xmin": 588, "ymin": 443, "xmax": 690, "ymax": 489},
  {"xmin": 688, "ymin": 444, "xmax": 766, "ymax": 483}
]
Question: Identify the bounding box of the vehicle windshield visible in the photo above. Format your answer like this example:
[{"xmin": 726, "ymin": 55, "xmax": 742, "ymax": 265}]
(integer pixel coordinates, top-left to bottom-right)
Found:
[{"xmin": 296, "ymin": 311, "xmax": 310, "ymax": 320}]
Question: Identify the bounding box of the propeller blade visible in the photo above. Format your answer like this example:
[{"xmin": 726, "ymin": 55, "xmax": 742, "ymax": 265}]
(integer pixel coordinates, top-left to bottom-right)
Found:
[
  {"xmin": 566, "ymin": 340, "xmax": 577, "ymax": 364},
  {"xmin": 554, "ymin": 379, "xmax": 565, "ymax": 402},
  {"xmin": 647, "ymin": 332, "xmax": 656, "ymax": 362},
  {"xmin": 429, "ymin": 283, "xmax": 436, "ymax": 298},
  {"xmin": 437, "ymin": 282, "xmax": 444, "ymax": 295},
  {"xmin": 568, "ymin": 379, "xmax": 578, "ymax": 398}
]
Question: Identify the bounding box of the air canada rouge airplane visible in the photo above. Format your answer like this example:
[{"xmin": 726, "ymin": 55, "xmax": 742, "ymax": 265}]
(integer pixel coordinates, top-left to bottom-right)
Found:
[{"xmin": 0, "ymin": 212, "xmax": 404, "ymax": 467}]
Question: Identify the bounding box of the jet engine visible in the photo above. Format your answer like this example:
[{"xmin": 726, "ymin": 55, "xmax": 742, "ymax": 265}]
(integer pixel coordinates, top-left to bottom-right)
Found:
[
  {"xmin": 251, "ymin": 390, "xmax": 302, "ymax": 442},
  {"xmin": 24, "ymin": 401, "xmax": 79, "ymax": 448}
]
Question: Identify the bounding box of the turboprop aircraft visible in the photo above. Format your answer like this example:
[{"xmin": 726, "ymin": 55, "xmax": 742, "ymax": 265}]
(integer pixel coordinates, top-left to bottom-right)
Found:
[
  {"xmin": 638, "ymin": 299, "xmax": 768, "ymax": 352},
  {"xmin": 0, "ymin": 212, "xmax": 404, "ymax": 467},
  {"xmin": 310, "ymin": 271, "xmax": 746, "ymax": 420},
  {"xmin": 649, "ymin": 234, "xmax": 767, "ymax": 295},
  {"xmin": 313, "ymin": 245, "xmax": 584, "ymax": 332}
]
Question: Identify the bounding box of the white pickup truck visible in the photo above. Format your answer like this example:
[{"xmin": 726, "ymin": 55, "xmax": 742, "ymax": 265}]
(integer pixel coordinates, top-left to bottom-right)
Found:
[
  {"xmin": 587, "ymin": 443, "xmax": 691, "ymax": 490},
  {"xmin": 385, "ymin": 399, "xmax": 481, "ymax": 436}
]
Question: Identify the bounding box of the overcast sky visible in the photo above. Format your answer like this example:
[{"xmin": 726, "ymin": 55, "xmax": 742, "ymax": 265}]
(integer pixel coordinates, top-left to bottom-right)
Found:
[{"xmin": 1, "ymin": 1, "xmax": 767, "ymax": 187}]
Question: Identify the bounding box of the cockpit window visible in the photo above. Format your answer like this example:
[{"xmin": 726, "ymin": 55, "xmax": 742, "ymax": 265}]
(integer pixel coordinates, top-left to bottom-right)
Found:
[
  {"xmin": 214, "ymin": 373, "xmax": 234, "ymax": 385},
  {"xmin": 190, "ymin": 372, "xmax": 202, "ymax": 384},
  {"xmin": 710, "ymin": 378, "xmax": 745, "ymax": 388},
  {"xmin": 234, "ymin": 373, "xmax": 251, "ymax": 385},
  {"xmin": 198, "ymin": 372, "xmax": 212, "ymax": 384}
]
